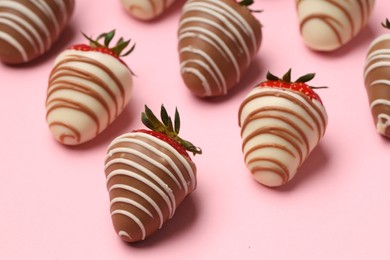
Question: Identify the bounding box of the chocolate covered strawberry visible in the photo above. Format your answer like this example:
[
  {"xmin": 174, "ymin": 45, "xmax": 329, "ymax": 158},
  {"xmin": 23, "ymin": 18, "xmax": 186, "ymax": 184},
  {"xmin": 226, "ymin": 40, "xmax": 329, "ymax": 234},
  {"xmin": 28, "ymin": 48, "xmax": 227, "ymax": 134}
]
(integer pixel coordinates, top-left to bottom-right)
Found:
[
  {"xmin": 178, "ymin": 0, "xmax": 262, "ymax": 97},
  {"xmin": 296, "ymin": 0, "xmax": 375, "ymax": 51},
  {"xmin": 121, "ymin": 0, "xmax": 178, "ymax": 21},
  {"xmin": 0, "ymin": 0, "xmax": 75, "ymax": 64},
  {"xmin": 238, "ymin": 69, "xmax": 328, "ymax": 187},
  {"xmin": 46, "ymin": 30, "xmax": 135, "ymax": 145},
  {"xmin": 364, "ymin": 19, "xmax": 390, "ymax": 138},
  {"xmin": 104, "ymin": 105, "xmax": 201, "ymax": 242}
]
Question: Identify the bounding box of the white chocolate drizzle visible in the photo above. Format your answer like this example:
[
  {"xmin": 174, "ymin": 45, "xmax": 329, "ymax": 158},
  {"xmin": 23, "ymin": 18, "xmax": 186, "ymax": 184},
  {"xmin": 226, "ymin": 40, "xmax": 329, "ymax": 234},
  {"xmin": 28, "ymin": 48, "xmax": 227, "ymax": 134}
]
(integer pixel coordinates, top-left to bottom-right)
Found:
[
  {"xmin": 0, "ymin": 0, "xmax": 74, "ymax": 63},
  {"xmin": 178, "ymin": 0, "xmax": 261, "ymax": 96},
  {"xmin": 364, "ymin": 33, "xmax": 390, "ymax": 137},
  {"xmin": 105, "ymin": 132, "xmax": 196, "ymax": 242}
]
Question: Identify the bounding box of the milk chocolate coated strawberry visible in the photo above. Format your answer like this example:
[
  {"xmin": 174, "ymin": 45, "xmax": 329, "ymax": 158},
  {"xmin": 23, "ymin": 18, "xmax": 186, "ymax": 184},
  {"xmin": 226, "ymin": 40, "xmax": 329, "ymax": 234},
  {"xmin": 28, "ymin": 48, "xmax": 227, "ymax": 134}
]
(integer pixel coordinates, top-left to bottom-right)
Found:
[
  {"xmin": 0, "ymin": 0, "xmax": 75, "ymax": 64},
  {"xmin": 178, "ymin": 0, "xmax": 262, "ymax": 97},
  {"xmin": 364, "ymin": 19, "xmax": 390, "ymax": 137},
  {"xmin": 104, "ymin": 105, "xmax": 201, "ymax": 242}
]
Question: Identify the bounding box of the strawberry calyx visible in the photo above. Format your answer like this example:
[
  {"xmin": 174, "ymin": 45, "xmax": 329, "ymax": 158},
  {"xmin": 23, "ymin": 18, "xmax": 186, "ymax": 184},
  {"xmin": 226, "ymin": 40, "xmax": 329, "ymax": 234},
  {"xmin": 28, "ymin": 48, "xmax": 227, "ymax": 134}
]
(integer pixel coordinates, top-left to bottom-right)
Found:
[
  {"xmin": 258, "ymin": 69, "xmax": 326, "ymax": 104},
  {"xmin": 381, "ymin": 18, "xmax": 390, "ymax": 30},
  {"xmin": 82, "ymin": 30, "xmax": 135, "ymax": 58},
  {"xmin": 237, "ymin": 0, "xmax": 263, "ymax": 13},
  {"xmin": 70, "ymin": 30, "xmax": 136, "ymax": 74},
  {"xmin": 134, "ymin": 105, "xmax": 202, "ymax": 159}
]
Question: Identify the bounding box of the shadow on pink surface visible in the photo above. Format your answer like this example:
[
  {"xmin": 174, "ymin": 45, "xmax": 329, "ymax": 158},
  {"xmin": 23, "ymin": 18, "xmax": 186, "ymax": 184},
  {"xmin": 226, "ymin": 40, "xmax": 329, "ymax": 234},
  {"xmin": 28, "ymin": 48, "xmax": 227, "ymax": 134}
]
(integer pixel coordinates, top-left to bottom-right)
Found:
[{"xmin": 275, "ymin": 144, "xmax": 331, "ymax": 191}]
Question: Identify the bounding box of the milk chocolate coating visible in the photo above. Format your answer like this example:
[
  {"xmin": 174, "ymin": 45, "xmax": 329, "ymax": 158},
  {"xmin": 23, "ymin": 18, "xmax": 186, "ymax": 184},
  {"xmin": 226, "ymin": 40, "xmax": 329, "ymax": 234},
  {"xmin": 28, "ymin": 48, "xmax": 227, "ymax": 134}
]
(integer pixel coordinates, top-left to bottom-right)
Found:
[
  {"xmin": 364, "ymin": 34, "xmax": 390, "ymax": 137},
  {"xmin": 104, "ymin": 132, "xmax": 197, "ymax": 242},
  {"xmin": 296, "ymin": 0, "xmax": 375, "ymax": 51},
  {"xmin": 0, "ymin": 0, "xmax": 75, "ymax": 64},
  {"xmin": 238, "ymin": 87, "xmax": 327, "ymax": 187},
  {"xmin": 121, "ymin": 0, "xmax": 176, "ymax": 21},
  {"xmin": 178, "ymin": 0, "xmax": 262, "ymax": 97}
]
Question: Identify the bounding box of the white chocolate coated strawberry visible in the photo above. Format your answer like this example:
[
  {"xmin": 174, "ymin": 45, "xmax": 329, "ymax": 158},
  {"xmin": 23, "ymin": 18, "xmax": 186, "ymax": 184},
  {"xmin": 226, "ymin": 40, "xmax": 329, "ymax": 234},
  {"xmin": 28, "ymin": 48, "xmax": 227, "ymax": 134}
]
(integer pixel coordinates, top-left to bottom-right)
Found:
[
  {"xmin": 121, "ymin": 0, "xmax": 177, "ymax": 20},
  {"xmin": 46, "ymin": 49, "xmax": 133, "ymax": 145},
  {"xmin": 296, "ymin": 0, "xmax": 375, "ymax": 51},
  {"xmin": 238, "ymin": 87, "xmax": 327, "ymax": 187}
]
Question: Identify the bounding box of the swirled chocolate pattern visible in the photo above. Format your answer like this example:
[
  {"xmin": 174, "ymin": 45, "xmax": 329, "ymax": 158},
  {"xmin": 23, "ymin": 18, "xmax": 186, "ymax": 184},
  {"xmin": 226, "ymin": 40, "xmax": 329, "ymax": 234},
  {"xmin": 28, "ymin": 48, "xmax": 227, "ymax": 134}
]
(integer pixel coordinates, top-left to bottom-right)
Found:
[
  {"xmin": 178, "ymin": 0, "xmax": 262, "ymax": 97},
  {"xmin": 296, "ymin": 0, "xmax": 375, "ymax": 51},
  {"xmin": 364, "ymin": 34, "xmax": 390, "ymax": 137},
  {"xmin": 46, "ymin": 49, "xmax": 133, "ymax": 145},
  {"xmin": 0, "ymin": 0, "xmax": 75, "ymax": 64},
  {"xmin": 238, "ymin": 87, "xmax": 327, "ymax": 187},
  {"xmin": 121, "ymin": 0, "xmax": 176, "ymax": 20},
  {"xmin": 104, "ymin": 132, "xmax": 197, "ymax": 242}
]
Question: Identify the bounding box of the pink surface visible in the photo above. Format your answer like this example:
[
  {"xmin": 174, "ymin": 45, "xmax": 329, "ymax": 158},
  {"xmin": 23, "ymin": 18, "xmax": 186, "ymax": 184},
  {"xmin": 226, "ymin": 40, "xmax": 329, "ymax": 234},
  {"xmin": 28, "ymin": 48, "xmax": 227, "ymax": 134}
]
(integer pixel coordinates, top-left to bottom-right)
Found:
[{"xmin": 1, "ymin": 0, "xmax": 390, "ymax": 259}]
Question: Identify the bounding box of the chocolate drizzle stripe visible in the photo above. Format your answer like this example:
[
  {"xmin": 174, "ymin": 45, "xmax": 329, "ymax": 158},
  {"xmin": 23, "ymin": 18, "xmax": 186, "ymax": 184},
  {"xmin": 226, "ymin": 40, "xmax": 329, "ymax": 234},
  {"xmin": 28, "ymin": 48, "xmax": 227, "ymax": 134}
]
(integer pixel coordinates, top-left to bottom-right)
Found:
[
  {"xmin": 46, "ymin": 98, "xmax": 101, "ymax": 135},
  {"xmin": 0, "ymin": 12, "xmax": 44, "ymax": 53},
  {"xmin": 238, "ymin": 90, "xmax": 326, "ymax": 139},
  {"xmin": 105, "ymin": 158, "xmax": 177, "ymax": 213},
  {"xmin": 0, "ymin": 31, "xmax": 28, "ymax": 61},
  {"xmin": 179, "ymin": 20, "xmax": 241, "ymax": 81},
  {"xmin": 180, "ymin": 46, "xmax": 226, "ymax": 94},
  {"xmin": 31, "ymin": 1, "xmax": 60, "ymax": 36},
  {"xmin": 297, "ymin": 0, "xmax": 374, "ymax": 48},
  {"xmin": 300, "ymin": 14, "xmax": 343, "ymax": 45},
  {"xmin": 47, "ymin": 80, "xmax": 112, "ymax": 123},
  {"xmin": 241, "ymin": 114, "xmax": 310, "ymax": 153},
  {"xmin": 181, "ymin": 1, "xmax": 251, "ymax": 62},
  {"xmin": 107, "ymin": 147, "xmax": 183, "ymax": 190},
  {"xmin": 179, "ymin": 0, "xmax": 261, "ymax": 96},
  {"xmin": 147, "ymin": 0, "xmax": 157, "ymax": 16},
  {"xmin": 48, "ymin": 65, "xmax": 119, "ymax": 116},
  {"xmin": 0, "ymin": 1, "xmax": 51, "ymax": 46},
  {"xmin": 128, "ymin": 0, "xmax": 173, "ymax": 17},
  {"xmin": 248, "ymin": 157, "xmax": 290, "ymax": 182},
  {"xmin": 242, "ymin": 126, "xmax": 304, "ymax": 165},
  {"xmin": 48, "ymin": 121, "xmax": 80, "ymax": 142},
  {"xmin": 111, "ymin": 197, "xmax": 154, "ymax": 218},
  {"xmin": 251, "ymin": 165, "xmax": 288, "ymax": 185},
  {"xmin": 242, "ymin": 106, "xmax": 315, "ymax": 131},
  {"xmin": 0, "ymin": 16, "xmax": 38, "ymax": 53},
  {"xmin": 244, "ymin": 143, "xmax": 296, "ymax": 161},
  {"xmin": 51, "ymin": 54, "xmax": 126, "ymax": 109},
  {"xmin": 111, "ymin": 209, "xmax": 146, "ymax": 240},
  {"xmin": 200, "ymin": 0, "xmax": 258, "ymax": 52},
  {"xmin": 328, "ymin": 0, "xmax": 354, "ymax": 37},
  {"xmin": 107, "ymin": 132, "xmax": 194, "ymax": 193},
  {"xmin": 106, "ymin": 169, "xmax": 174, "ymax": 218},
  {"xmin": 109, "ymin": 184, "xmax": 164, "ymax": 228}
]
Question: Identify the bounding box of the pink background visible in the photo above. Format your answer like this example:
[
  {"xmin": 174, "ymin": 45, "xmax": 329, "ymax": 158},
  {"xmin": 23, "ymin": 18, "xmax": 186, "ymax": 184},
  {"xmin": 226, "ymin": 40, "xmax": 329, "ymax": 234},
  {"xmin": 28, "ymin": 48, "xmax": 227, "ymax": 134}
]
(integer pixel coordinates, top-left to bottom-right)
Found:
[{"xmin": 1, "ymin": 0, "xmax": 390, "ymax": 259}]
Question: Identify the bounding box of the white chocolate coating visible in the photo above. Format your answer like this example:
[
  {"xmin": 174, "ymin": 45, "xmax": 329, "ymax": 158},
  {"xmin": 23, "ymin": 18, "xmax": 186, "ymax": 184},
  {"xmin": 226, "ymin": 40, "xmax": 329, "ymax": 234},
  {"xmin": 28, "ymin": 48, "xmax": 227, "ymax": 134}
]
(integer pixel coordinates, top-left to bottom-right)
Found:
[
  {"xmin": 364, "ymin": 34, "xmax": 390, "ymax": 137},
  {"xmin": 296, "ymin": 0, "xmax": 375, "ymax": 51},
  {"xmin": 46, "ymin": 49, "xmax": 133, "ymax": 145},
  {"xmin": 121, "ymin": 0, "xmax": 176, "ymax": 20},
  {"xmin": 0, "ymin": 0, "xmax": 74, "ymax": 64},
  {"xmin": 238, "ymin": 87, "xmax": 328, "ymax": 187}
]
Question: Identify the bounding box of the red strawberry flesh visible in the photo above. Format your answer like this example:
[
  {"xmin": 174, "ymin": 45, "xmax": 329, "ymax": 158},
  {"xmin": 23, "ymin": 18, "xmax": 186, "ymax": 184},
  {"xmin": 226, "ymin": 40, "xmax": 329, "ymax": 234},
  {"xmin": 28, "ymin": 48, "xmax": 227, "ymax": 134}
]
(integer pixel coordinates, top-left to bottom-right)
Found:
[{"xmin": 133, "ymin": 129, "xmax": 191, "ymax": 160}]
